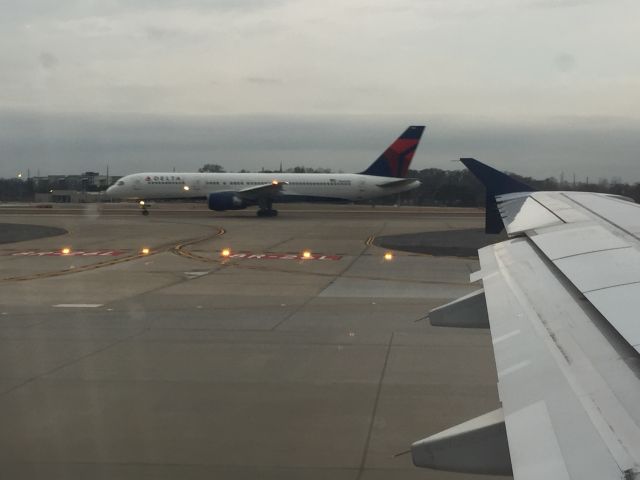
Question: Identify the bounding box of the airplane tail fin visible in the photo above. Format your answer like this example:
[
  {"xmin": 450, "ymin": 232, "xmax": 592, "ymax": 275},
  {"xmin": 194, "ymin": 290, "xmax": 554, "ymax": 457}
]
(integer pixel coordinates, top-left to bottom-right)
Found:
[
  {"xmin": 460, "ymin": 158, "xmax": 534, "ymax": 234},
  {"xmin": 360, "ymin": 126, "xmax": 425, "ymax": 178}
]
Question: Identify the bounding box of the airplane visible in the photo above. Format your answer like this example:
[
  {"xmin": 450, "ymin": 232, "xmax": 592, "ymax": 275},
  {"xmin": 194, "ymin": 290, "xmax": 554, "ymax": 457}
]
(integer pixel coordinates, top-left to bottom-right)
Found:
[
  {"xmin": 410, "ymin": 158, "xmax": 640, "ymax": 479},
  {"xmin": 106, "ymin": 125, "xmax": 425, "ymax": 216}
]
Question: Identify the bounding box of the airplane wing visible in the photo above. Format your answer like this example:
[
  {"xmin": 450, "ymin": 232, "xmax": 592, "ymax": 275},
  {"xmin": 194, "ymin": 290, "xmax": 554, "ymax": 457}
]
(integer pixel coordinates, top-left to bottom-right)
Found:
[
  {"xmin": 235, "ymin": 181, "xmax": 288, "ymax": 200},
  {"xmin": 375, "ymin": 178, "xmax": 420, "ymax": 188},
  {"xmin": 411, "ymin": 159, "xmax": 640, "ymax": 479}
]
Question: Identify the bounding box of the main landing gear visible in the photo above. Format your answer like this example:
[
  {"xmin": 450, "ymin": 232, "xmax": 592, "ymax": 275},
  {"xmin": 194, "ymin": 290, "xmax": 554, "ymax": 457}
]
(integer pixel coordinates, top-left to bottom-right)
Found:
[
  {"xmin": 257, "ymin": 198, "xmax": 278, "ymax": 217},
  {"xmin": 257, "ymin": 209, "xmax": 278, "ymax": 217}
]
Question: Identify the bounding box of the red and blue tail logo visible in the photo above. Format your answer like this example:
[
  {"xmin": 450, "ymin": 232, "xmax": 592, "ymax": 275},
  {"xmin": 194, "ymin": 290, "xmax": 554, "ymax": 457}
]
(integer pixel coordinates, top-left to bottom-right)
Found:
[{"xmin": 361, "ymin": 126, "xmax": 425, "ymax": 178}]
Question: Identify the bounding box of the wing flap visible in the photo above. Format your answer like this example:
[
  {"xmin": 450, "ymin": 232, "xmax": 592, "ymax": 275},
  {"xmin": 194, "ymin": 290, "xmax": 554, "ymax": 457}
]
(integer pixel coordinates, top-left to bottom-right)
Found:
[{"xmin": 505, "ymin": 401, "xmax": 571, "ymax": 480}]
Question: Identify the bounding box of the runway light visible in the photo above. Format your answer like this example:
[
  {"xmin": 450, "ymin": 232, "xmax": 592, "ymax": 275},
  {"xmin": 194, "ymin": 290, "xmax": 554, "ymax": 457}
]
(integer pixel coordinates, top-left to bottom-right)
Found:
[
  {"xmin": 183, "ymin": 185, "xmax": 190, "ymax": 191},
  {"xmin": 221, "ymin": 248, "xmax": 231, "ymax": 258},
  {"xmin": 139, "ymin": 200, "xmax": 145, "ymax": 206},
  {"xmin": 384, "ymin": 251, "xmax": 394, "ymax": 261},
  {"xmin": 302, "ymin": 250, "xmax": 312, "ymax": 259},
  {"xmin": 141, "ymin": 247, "xmax": 150, "ymax": 255},
  {"xmin": 61, "ymin": 247, "xmax": 71, "ymax": 255}
]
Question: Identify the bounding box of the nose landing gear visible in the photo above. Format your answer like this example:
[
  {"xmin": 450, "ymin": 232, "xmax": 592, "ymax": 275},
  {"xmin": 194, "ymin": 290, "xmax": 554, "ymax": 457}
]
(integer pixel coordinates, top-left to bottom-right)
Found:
[{"xmin": 139, "ymin": 200, "xmax": 149, "ymax": 216}]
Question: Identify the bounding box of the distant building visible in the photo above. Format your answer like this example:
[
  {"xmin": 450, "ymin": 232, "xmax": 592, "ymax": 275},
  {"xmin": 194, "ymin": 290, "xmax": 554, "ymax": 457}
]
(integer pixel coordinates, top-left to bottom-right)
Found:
[
  {"xmin": 34, "ymin": 190, "xmax": 105, "ymax": 203},
  {"xmin": 29, "ymin": 170, "xmax": 121, "ymax": 203},
  {"xmin": 32, "ymin": 172, "xmax": 121, "ymax": 192}
]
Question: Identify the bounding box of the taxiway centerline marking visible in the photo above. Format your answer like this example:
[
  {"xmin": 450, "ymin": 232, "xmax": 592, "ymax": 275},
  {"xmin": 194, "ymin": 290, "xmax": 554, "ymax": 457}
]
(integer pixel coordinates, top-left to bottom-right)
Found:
[{"xmin": 53, "ymin": 304, "xmax": 104, "ymax": 308}]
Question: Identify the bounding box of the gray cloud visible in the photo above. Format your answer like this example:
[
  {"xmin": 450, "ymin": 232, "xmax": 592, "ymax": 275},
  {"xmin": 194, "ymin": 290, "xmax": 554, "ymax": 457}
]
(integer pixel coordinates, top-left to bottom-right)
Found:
[
  {"xmin": 145, "ymin": 26, "xmax": 182, "ymax": 40},
  {"xmin": 0, "ymin": 0, "xmax": 638, "ymax": 183},
  {"xmin": 554, "ymin": 53, "xmax": 576, "ymax": 72},
  {"xmin": 245, "ymin": 76, "xmax": 283, "ymax": 85},
  {"xmin": 529, "ymin": 0, "xmax": 596, "ymax": 9},
  {"xmin": 38, "ymin": 51, "xmax": 58, "ymax": 70},
  {"xmin": 1, "ymin": 112, "xmax": 639, "ymax": 183},
  {"xmin": 0, "ymin": 0, "xmax": 637, "ymax": 118},
  {"xmin": 116, "ymin": 0, "xmax": 289, "ymax": 12}
]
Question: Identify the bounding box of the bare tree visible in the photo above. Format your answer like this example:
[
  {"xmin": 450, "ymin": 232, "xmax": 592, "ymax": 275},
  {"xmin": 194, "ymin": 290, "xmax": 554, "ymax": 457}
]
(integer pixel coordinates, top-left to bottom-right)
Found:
[{"xmin": 198, "ymin": 164, "xmax": 225, "ymax": 173}]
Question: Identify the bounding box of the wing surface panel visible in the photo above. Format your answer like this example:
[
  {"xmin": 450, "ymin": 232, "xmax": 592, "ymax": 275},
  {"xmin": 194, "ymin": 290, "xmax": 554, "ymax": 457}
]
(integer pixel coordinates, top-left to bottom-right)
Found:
[
  {"xmin": 497, "ymin": 195, "xmax": 563, "ymax": 235},
  {"xmin": 585, "ymin": 284, "xmax": 640, "ymax": 348},
  {"xmin": 553, "ymin": 247, "xmax": 640, "ymax": 292},
  {"xmin": 493, "ymin": 190, "xmax": 640, "ymax": 355},
  {"xmin": 563, "ymin": 192, "xmax": 640, "ymax": 237},
  {"xmin": 495, "ymin": 191, "xmax": 639, "ymax": 236},
  {"xmin": 532, "ymin": 192, "xmax": 590, "ymax": 223},
  {"xmin": 530, "ymin": 224, "xmax": 629, "ymax": 260}
]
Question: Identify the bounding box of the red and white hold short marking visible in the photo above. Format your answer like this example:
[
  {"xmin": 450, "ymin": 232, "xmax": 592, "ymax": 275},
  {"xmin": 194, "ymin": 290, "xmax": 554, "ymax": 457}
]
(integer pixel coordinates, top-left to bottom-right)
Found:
[
  {"xmin": 10, "ymin": 250, "xmax": 126, "ymax": 257},
  {"xmin": 227, "ymin": 252, "xmax": 342, "ymax": 261}
]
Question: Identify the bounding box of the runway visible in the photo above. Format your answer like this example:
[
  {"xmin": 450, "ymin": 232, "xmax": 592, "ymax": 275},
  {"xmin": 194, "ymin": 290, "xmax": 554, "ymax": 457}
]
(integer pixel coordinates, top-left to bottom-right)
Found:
[{"xmin": 0, "ymin": 204, "xmax": 503, "ymax": 479}]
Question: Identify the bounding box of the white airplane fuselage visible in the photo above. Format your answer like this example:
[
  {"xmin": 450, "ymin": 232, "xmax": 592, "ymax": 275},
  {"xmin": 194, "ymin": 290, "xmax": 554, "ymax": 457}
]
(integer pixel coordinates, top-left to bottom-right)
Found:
[{"xmin": 106, "ymin": 172, "xmax": 420, "ymax": 203}]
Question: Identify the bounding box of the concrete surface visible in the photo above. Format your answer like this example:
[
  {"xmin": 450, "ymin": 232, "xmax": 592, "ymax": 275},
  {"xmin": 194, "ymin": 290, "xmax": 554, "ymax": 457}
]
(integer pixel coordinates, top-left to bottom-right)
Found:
[{"xmin": 0, "ymin": 204, "xmax": 504, "ymax": 479}]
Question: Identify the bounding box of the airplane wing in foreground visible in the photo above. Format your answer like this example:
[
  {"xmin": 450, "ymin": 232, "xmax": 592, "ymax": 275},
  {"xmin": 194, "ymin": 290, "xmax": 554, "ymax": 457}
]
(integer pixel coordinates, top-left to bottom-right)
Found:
[{"xmin": 412, "ymin": 158, "xmax": 640, "ymax": 479}]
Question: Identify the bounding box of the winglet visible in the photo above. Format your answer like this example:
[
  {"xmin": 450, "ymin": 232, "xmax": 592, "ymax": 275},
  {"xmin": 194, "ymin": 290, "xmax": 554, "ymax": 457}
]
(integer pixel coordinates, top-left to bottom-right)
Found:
[{"xmin": 460, "ymin": 158, "xmax": 534, "ymax": 234}]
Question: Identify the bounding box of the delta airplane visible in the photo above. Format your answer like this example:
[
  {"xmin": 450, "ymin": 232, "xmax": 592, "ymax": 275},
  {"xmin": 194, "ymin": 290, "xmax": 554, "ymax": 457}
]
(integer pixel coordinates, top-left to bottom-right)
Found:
[{"xmin": 106, "ymin": 125, "xmax": 425, "ymax": 216}]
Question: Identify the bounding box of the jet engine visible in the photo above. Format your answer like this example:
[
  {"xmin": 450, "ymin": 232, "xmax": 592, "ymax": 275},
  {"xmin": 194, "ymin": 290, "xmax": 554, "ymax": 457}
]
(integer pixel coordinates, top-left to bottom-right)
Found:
[{"xmin": 207, "ymin": 192, "xmax": 249, "ymax": 211}]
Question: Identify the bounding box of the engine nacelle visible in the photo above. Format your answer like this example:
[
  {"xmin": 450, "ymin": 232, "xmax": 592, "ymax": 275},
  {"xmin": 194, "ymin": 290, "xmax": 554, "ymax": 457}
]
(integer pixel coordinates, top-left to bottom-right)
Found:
[{"xmin": 207, "ymin": 192, "xmax": 248, "ymax": 211}]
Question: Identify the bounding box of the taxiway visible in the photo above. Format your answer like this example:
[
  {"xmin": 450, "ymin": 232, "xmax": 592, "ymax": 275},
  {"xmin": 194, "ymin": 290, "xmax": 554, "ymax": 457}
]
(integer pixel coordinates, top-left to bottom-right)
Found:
[{"xmin": 0, "ymin": 203, "xmax": 503, "ymax": 479}]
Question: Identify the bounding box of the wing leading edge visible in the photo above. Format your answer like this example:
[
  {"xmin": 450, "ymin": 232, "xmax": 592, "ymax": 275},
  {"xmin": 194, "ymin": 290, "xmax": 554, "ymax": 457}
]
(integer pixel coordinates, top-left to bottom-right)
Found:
[{"xmin": 412, "ymin": 158, "xmax": 640, "ymax": 479}]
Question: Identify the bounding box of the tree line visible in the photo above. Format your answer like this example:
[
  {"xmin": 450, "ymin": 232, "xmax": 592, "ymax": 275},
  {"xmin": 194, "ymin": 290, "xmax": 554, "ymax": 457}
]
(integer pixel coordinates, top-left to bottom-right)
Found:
[{"xmin": 398, "ymin": 168, "xmax": 640, "ymax": 207}]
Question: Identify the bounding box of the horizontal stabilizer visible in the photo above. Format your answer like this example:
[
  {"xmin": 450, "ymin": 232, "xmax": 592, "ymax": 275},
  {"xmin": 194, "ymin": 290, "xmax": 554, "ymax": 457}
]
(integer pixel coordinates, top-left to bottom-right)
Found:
[
  {"xmin": 460, "ymin": 158, "xmax": 534, "ymax": 234},
  {"xmin": 429, "ymin": 289, "xmax": 489, "ymax": 328},
  {"xmin": 376, "ymin": 178, "xmax": 420, "ymax": 188},
  {"xmin": 412, "ymin": 408, "xmax": 512, "ymax": 475}
]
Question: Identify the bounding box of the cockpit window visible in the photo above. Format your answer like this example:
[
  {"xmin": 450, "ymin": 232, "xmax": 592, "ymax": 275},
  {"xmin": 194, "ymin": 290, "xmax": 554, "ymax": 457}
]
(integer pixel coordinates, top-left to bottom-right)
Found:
[{"xmin": 117, "ymin": 180, "xmax": 125, "ymax": 186}]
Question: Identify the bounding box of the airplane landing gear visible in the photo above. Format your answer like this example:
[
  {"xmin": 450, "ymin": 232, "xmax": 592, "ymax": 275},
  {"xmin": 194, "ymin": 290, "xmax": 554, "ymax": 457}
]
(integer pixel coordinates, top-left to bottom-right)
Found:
[
  {"xmin": 139, "ymin": 200, "xmax": 149, "ymax": 216},
  {"xmin": 257, "ymin": 198, "xmax": 278, "ymax": 217},
  {"xmin": 257, "ymin": 209, "xmax": 278, "ymax": 217},
  {"xmin": 141, "ymin": 208, "xmax": 149, "ymax": 216}
]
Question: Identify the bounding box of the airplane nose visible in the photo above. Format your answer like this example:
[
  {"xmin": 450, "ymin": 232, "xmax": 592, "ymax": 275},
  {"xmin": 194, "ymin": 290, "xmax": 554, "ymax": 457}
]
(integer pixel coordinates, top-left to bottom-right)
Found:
[{"xmin": 106, "ymin": 185, "xmax": 116, "ymax": 196}]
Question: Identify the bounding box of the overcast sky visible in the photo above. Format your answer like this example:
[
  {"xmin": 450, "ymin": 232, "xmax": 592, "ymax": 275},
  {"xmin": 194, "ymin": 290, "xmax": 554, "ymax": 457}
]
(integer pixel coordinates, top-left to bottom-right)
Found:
[{"xmin": 1, "ymin": 0, "xmax": 639, "ymax": 180}]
